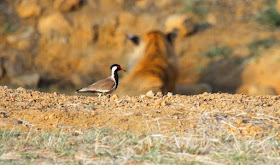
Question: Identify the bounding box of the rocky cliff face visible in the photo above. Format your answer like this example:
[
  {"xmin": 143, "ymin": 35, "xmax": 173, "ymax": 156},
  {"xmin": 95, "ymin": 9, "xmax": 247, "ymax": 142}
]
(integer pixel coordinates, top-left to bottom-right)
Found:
[{"xmin": 1, "ymin": 0, "xmax": 280, "ymax": 95}]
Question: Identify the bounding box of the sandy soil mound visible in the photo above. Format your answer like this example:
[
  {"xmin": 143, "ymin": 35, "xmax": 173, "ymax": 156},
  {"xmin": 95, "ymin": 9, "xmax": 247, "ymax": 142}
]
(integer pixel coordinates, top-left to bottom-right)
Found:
[{"xmin": 0, "ymin": 86, "xmax": 279, "ymax": 137}]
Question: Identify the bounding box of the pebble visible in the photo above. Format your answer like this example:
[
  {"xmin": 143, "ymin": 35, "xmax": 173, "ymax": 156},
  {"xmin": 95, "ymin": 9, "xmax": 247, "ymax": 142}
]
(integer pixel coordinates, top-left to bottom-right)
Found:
[
  {"xmin": 263, "ymin": 104, "xmax": 268, "ymax": 107},
  {"xmin": 140, "ymin": 95, "xmax": 147, "ymax": 99},
  {"xmin": 111, "ymin": 94, "xmax": 118, "ymax": 100},
  {"xmin": 167, "ymin": 92, "xmax": 173, "ymax": 97},
  {"xmin": 16, "ymin": 87, "xmax": 26, "ymax": 91},
  {"xmin": 156, "ymin": 92, "xmax": 163, "ymax": 97},
  {"xmin": 146, "ymin": 90, "xmax": 155, "ymax": 97},
  {"xmin": 161, "ymin": 101, "xmax": 167, "ymax": 106},
  {"xmin": 0, "ymin": 86, "xmax": 8, "ymax": 89}
]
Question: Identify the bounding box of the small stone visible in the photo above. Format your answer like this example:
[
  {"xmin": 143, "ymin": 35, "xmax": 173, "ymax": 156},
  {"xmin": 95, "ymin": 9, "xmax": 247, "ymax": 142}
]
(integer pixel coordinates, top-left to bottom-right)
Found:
[
  {"xmin": 240, "ymin": 105, "xmax": 246, "ymax": 110},
  {"xmin": 156, "ymin": 92, "xmax": 163, "ymax": 97},
  {"xmin": 263, "ymin": 104, "xmax": 268, "ymax": 107},
  {"xmin": 200, "ymin": 104, "xmax": 206, "ymax": 108},
  {"xmin": 0, "ymin": 86, "xmax": 8, "ymax": 90},
  {"xmin": 146, "ymin": 90, "xmax": 155, "ymax": 97},
  {"xmin": 16, "ymin": 87, "xmax": 25, "ymax": 91},
  {"xmin": 28, "ymin": 98, "xmax": 35, "ymax": 102},
  {"xmin": 161, "ymin": 101, "xmax": 167, "ymax": 106},
  {"xmin": 140, "ymin": 95, "xmax": 147, "ymax": 99},
  {"xmin": 135, "ymin": 112, "xmax": 142, "ymax": 116},
  {"xmin": 115, "ymin": 99, "xmax": 123, "ymax": 104},
  {"xmin": 111, "ymin": 94, "xmax": 118, "ymax": 99},
  {"xmin": 155, "ymin": 100, "xmax": 161, "ymax": 106},
  {"xmin": 235, "ymin": 119, "xmax": 243, "ymax": 126},
  {"xmin": 167, "ymin": 92, "xmax": 173, "ymax": 97},
  {"xmin": 190, "ymin": 124, "xmax": 196, "ymax": 128},
  {"xmin": 202, "ymin": 92, "xmax": 209, "ymax": 95},
  {"xmin": 72, "ymin": 131, "xmax": 83, "ymax": 136}
]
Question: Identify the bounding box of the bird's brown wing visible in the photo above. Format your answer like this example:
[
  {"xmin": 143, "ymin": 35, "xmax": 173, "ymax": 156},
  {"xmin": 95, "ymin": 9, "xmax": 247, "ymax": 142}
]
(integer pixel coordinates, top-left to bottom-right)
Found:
[{"xmin": 76, "ymin": 77, "xmax": 115, "ymax": 93}]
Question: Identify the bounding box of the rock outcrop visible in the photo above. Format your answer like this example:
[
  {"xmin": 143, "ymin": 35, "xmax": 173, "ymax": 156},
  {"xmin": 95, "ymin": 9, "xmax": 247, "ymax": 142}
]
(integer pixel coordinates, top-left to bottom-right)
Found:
[{"xmin": 0, "ymin": 0, "xmax": 279, "ymax": 96}]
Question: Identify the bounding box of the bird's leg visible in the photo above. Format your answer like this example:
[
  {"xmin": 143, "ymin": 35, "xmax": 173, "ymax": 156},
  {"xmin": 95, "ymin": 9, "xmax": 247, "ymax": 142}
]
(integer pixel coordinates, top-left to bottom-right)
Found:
[{"xmin": 98, "ymin": 93, "xmax": 102, "ymax": 98}]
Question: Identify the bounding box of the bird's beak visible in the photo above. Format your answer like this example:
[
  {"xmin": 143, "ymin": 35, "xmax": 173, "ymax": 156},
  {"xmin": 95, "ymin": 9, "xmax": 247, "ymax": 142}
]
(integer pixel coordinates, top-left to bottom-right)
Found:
[{"xmin": 120, "ymin": 68, "xmax": 126, "ymax": 72}]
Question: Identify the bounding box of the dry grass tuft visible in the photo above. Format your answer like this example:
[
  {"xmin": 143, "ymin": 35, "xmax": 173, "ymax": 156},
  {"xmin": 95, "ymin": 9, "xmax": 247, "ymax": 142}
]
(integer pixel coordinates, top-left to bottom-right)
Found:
[{"xmin": 0, "ymin": 127, "xmax": 279, "ymax": 164}]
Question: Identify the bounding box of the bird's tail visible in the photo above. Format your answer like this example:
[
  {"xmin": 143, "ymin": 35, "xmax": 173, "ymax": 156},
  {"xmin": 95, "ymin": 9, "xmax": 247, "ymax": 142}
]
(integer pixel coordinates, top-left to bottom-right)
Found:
[{"xmin": 75, "ymin": 87, "xmax": 96, "ymax": 93}]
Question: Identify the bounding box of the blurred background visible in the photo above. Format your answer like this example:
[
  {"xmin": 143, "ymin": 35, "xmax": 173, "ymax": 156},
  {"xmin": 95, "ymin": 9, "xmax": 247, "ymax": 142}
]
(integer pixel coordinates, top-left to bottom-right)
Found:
[{"xmin": 0, "ymin": 0, "xmax": 280, "ymax": 95}]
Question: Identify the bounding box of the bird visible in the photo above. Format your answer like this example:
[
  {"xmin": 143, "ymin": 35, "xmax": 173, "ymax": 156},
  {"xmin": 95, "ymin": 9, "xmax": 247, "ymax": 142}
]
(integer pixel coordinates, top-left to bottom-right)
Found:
[{"xmin": 76, "ymin": 64, "xmax": 126, "ymax": 97}]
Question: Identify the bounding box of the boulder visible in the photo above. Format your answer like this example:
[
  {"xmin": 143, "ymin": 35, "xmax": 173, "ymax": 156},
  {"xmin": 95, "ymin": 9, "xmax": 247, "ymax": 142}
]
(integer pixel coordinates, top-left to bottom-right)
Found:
[
  {"xmin": 17, "ymin": 0, "xmax": 41, "ymax": 18},
  {"xmin": 37, "ymin": 12, "xmax": 72, "ymax": 35},
  {"xmin": 53, "ymin": 0, "xmax": 81, "ymax": 12},
  {"xmin": 237, "ymin": 46, "xmax": 280, "ymax": 95}
]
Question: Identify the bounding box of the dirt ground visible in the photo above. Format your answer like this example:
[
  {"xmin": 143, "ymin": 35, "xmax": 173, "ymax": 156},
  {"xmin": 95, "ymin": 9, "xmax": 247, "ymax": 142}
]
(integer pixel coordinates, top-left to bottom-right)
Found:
[{"xmin": 0, "ymin": 86, "xmax": 279, "ymax": 138}]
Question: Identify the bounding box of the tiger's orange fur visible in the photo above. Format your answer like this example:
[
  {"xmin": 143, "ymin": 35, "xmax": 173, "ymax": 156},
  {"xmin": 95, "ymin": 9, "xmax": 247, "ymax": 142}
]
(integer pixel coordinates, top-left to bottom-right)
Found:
[{"xmin": 116, "ymin": 30, "xmax": 178, "ymax": 96}]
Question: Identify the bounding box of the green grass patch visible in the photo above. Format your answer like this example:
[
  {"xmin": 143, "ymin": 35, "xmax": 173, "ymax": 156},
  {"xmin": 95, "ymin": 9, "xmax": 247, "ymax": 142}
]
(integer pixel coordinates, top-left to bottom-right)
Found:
[
  {"xmin": 2, "ymin": 23, "xmax": 18, "ymax": 34},
  {"xmin": 262, "ymin": 0, "xmax": 277, "ymax": 6},
  {"xmin": 248, "ymin": 37, "xmax": 277, "ymax": 57},
  {"xmin": 199, "ymin": 46, "xmax": 233, "ymax": 58},
  {"xmin": 20, "ymin": 152, "xmax": 41, "ymax": 159},
  {"xmin": 255, "ymin": 6, "xmax": 280, "ymax": 28},
  {"xmin": 183, "ymin": 0, "xmax": 210, "ymax": 17}
]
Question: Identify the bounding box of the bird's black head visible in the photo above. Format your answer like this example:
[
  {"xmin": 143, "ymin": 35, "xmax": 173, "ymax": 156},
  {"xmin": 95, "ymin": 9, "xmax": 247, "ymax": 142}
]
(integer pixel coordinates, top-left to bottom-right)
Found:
[{"xmin": 110, "ymin": 64, "xmax": 126, "ymax": 72}]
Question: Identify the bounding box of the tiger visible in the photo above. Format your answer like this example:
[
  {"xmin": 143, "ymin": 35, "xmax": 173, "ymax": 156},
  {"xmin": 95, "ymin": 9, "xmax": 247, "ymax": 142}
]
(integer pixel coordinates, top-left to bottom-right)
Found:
[{"xmin": 116, "ymin": 29, "xmax": 178, "ymax": 96}]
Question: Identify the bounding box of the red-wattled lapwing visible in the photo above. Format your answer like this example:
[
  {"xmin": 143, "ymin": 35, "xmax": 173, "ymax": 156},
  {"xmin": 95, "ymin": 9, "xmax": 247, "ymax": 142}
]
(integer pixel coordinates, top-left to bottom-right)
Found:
[{"xmin": 76, "ymin": 64, "xmax": 126, "ymax": 97}]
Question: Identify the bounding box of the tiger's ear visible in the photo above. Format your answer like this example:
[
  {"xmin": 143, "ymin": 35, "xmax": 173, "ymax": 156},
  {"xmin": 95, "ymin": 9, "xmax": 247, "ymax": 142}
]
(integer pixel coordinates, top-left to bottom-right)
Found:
[
  {"xmin": 166, "ymin": 28, "xmax": 178, "ymax": 44},
  {"xmin": 126, "ymin": 34, "xmax": 140, "ymax": 45}
]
